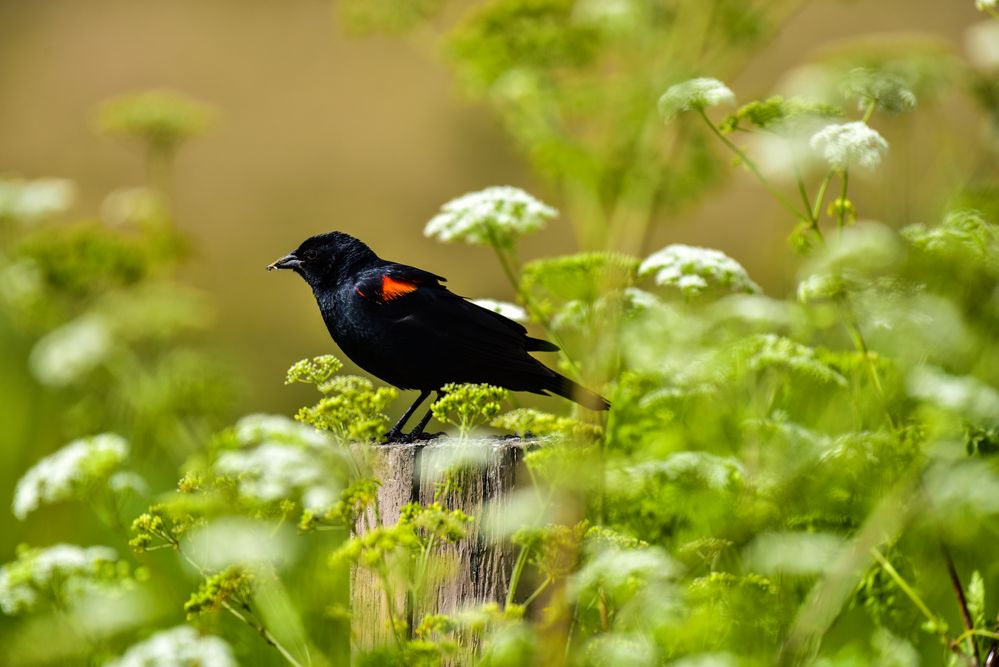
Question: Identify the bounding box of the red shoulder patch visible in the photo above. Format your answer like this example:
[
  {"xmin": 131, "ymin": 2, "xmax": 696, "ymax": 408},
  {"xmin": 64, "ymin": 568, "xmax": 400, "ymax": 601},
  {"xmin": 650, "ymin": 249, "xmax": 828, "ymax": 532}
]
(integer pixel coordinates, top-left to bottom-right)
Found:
[{"xmin": 380, "ymin": 275, "xmax": 419, "ymax": 301}]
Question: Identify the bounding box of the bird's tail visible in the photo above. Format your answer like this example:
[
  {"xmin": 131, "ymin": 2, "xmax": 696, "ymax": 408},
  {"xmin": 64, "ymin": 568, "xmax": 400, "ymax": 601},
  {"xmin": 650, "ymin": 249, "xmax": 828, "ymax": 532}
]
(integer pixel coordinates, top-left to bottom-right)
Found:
[{"xmin": 549, "ymin": 372, "xmax": 610, "ymax": 411}]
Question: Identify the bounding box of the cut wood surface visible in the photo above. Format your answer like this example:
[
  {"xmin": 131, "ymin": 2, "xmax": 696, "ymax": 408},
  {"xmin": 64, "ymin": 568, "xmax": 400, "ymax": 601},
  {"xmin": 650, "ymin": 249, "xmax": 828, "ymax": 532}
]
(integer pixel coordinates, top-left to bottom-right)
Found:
[{"xmin": 351, "ymin": 438, "xmax": 532, "ymax": 649}]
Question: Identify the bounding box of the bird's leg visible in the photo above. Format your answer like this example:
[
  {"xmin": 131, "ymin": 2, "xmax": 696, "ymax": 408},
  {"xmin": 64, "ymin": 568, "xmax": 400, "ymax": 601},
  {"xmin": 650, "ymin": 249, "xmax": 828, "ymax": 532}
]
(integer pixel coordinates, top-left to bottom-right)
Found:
[
  {"xmin": 404, "ymin": 390, "xmax": 444, "ymax": 441},
  {"xmin": 383, "ymin": 389, "xmax": 430, "ymax": 442}
]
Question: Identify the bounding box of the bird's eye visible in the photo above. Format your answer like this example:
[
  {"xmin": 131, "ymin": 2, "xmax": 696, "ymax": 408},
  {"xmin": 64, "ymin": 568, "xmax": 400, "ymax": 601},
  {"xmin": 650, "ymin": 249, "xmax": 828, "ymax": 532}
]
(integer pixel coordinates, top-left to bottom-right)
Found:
[{"xmin": 303, "ymin": 249, "xmax": 318, "ymax": 261}]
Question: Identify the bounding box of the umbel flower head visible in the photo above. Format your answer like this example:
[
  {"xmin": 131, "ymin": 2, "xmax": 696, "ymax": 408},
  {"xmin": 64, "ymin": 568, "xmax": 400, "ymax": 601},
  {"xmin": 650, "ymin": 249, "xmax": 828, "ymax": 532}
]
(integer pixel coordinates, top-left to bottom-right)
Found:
[
  {"xmin": 470, "ymin": 298, "xmax": 528, "ymax": 322},
  {"xmin": 658, "ymin": 77, "xmax": 736, "ymax": 121},
  {"xmin": 810, "ymin": 122, "xmax": 889, "ymax": 171},
  {"xmin": 0, "ymin": 544, "xmax": 120, "ymax": 614},
  {"xmin": 424, "ymin": 186, "xmax": 557, "ymax": 247},
  {"xmin": 13, "ymin": 433, "xmax": 129, "ymax": 520},
  {"xmin": 639, "ymin": 244, "xmax": 760, "ymax": 297},
  {"xmin": 106, "ymin": 625, "xmax": 237, "ymax": 667},
  {"xmin": 0, "ymin": 177, "xmax": 76, "ymax": 225}
]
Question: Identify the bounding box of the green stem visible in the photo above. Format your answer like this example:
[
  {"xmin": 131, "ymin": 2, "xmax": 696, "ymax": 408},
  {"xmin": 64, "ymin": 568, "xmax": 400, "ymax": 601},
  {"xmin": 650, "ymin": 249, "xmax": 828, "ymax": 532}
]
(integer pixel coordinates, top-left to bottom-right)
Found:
[
  {"xmin": 486, "ymin": 235, "xmax": 581, "ymax": 378},
  {"xmin": 506, "ymin": 543, "xmax": 532, "ymax": 608},
  {"xmin": 522, "ymin": 577, "xmax": 552, "ymax": 608},
  {"xmin": 836, "ymin": 169, "xmax": 849, "ymax": 235},
  {"xmin": 839, "ymin": 302, "xmax": 895, "ymax": 429},
  {"xmin": 811, "ymin": 172, "xmax": 833, "ymax": 224},
  {"xmin": 870, "ymin": 547, "xmax": 947, "ymax": 644},
  {"xmin": 696, "ymin": 108, "xmax": 810, "ymax": 223},
  {"xmin": 177, "ymin": 549, "xmax": 306, "ymax": 667},
  {"xmin": 943, "ymin": 545, "xmax": 981, "ymax": 666},
  {"xmin": 862, "ymin": 100, "xmax": 877, "ymax": 124}
]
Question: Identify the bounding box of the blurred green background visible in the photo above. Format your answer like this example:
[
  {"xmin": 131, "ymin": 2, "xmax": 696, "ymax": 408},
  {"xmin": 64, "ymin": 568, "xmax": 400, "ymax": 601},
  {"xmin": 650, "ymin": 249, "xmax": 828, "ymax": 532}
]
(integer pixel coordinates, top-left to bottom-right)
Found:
[
  {"xmin": 0, "ymin": 0, "xmax": 987, "ymax": 416},
  {"xmin": 1, "ymin": 1, "xmax": 998, "ymax": 664}
]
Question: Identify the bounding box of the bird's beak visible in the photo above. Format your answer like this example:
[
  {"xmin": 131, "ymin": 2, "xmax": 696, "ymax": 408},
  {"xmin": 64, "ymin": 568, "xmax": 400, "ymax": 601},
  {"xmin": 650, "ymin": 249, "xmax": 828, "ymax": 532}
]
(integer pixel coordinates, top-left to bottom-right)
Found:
[{"xmin": 267, "ymin": 253, "xmax": 302, "ymax": 271}]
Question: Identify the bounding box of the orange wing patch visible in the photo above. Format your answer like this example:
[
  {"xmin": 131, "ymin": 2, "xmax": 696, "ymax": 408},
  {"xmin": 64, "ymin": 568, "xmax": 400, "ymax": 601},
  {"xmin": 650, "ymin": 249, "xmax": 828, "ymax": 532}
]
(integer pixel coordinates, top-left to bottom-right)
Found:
[{"xmin": 380, "ymin": 275, "xmax": 419, "ymax": 301}]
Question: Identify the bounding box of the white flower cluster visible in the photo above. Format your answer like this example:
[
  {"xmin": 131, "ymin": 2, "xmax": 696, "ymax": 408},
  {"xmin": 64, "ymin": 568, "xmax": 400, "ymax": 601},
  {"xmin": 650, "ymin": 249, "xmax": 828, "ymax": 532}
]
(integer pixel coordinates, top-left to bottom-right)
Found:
[
  {"xmin": 424, "ymin": 186, "xmax": 556, "ymax": 246},
  {"xmin": 233, "ymin": 413, "xmax": 330, "ymax": 448},
  {"xmin": 29, "ymin": 315, "xmax": 113, "ymax": 387},
  {"xmin": 0, "ymin": 177, "xmax": 76, "ymax": 224},
  {"xmin": 908, "ymin": 366, "xmax": 999, "ymax": 426},
  {"xmin": 470, "ymin": 298, "xmax": 528, "ymax": 322},
  {"xmin": 13, "ymin": 433, "xmax": 129, "ymax": 520},
  {"xmin": 966, "ymin": 20, "xmax": 999, "ymax": 69},
  {"xmin": 106, "ymin": 625, "xmax": 238, "ymax": 667},
  {"xmin": 658, "ymin": 78, "xmax": 736, "ymax": 120},
  {"xmin": 809, "ymin": 122, "xmax": 888, "ymax": 171},
  {"xmin": 639, "ymin": 244, "xmax": 760, "ymax": 297},
  {"xmin": 0, "ymin": 544, "xmax": 118, "ymax": 614},
  {"xmin": 623, "ymin": 452, "xmax": 746, "ymax": 490},
  {"xmin": 215, "ymin": 444, "xmax": 338, "ymax": 511}
]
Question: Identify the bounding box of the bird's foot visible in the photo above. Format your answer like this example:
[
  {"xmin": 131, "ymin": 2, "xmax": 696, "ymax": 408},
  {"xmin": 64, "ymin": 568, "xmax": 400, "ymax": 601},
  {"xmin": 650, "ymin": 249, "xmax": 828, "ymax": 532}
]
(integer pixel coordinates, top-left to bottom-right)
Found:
[
  {"xmin": 380, "ymin": 430, "xmax": 444, "ymax": 444},
  {"xmin": 400, "ymin": 430, "xmax": 445, "ymax": 443}
]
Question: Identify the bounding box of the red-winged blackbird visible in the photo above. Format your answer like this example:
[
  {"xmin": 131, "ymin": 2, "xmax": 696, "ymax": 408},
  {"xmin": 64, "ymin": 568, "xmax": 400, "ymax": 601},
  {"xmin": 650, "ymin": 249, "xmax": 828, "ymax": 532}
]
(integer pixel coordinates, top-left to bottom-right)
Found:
[{"xmin": 268, "ymin": 231, "xmax": 609, "ymax": 441}]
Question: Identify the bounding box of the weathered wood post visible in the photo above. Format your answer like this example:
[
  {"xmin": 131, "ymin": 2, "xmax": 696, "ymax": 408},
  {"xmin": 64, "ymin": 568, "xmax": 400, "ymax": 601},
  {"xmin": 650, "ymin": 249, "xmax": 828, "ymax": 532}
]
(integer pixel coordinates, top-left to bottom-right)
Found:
[{"xmin": 351, "ymin": 438, "xmax": 531, "ymax": 649}]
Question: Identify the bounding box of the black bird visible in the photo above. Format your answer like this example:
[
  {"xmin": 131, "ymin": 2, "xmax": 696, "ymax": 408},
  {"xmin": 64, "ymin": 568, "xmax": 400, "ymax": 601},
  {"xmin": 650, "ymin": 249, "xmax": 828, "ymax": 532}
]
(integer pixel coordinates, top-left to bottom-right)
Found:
[{"xmin": 267, "ymin": 231, "xmax": 609, "ymax": 441}]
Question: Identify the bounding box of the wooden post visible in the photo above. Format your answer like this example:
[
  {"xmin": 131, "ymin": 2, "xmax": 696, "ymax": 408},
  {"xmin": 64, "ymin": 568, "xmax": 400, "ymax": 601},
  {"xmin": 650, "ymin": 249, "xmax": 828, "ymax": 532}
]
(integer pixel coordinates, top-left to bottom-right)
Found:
[{"xmin": 351, "ymin": 438, "xmax": 531, "ymax": 649}]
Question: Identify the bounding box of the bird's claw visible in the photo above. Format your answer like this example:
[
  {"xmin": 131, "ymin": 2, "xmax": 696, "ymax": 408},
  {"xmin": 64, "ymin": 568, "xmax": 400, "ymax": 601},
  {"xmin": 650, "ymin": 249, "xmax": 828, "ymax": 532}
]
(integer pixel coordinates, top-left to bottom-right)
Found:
[{"xmin": 380, "ymin": 430, "xmax": 445, "ymax": 444}]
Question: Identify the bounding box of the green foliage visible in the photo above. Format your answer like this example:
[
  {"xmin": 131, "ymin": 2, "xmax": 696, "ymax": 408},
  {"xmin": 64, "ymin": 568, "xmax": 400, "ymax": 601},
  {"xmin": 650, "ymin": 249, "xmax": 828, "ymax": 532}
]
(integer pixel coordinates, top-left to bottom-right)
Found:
[
  {"xmin": 95, "ymin": 89, "xmax": 216, "ymax": 155},
  {"xmin": 719, "ymin": 96, "xmax": 842, "ymax": 133},
  {"xmin": 184, "ymin": 566, "xmax": 254, "ymax": 618},
  {"xmin": 293, "ymin": 360, "xmax": 399, "ymax": 442},
  {"xmin": 431, "ymin": 383, "xmax": 509, "ymax": 436},
  {"xmin": 5, "ymin": 5, "xmax": 999, "ymax": 667},
  {"xmin": 490, "ymin": 407, "xmax": 602, "ymax": 440}
]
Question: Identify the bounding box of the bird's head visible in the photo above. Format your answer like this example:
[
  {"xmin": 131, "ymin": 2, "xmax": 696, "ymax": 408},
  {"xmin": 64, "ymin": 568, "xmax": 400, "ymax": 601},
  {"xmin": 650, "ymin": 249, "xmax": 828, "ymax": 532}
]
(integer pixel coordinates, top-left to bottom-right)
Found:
[{"xmin": 267, "ymin": 231, "xmax": 376, "ymax": 287}]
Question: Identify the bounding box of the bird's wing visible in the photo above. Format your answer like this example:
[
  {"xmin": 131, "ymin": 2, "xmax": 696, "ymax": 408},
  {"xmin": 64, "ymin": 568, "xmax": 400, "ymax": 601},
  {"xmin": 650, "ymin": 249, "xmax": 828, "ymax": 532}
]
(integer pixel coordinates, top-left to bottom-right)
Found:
[
  {"xmin": 353, "ymin": 263, "xmax": 444, "ymax": 303},
  {"xmin": 354, "ymin": 263, "xmax": 558, "ymax": 355}
]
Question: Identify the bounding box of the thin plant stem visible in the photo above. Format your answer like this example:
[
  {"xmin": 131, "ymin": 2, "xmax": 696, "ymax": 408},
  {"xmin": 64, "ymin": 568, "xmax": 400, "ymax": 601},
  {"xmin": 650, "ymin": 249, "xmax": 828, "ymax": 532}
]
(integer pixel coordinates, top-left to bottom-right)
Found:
[
  {"xmin": 222, "ymin": 601, "xmax": 306, "ymax": 667},
  {"xmin": 836, "ymin": 169, "xmax": 850, "ymax": 235},
  {"xmin": 486, "ymin": 233, "xmax": 582, "ymax": 377},
  {"xmin": 522, "ymin": 577, "xmax": 552, "ymax": 608},
  {"xmin": 175, "ymin": 548, "xmax": 306, "ymax": 667},
  {"xmin": 696, "ymin": 108, "xmax": 810, "ymax": 223},
  {"xmin": 954, "ymin": 630, "xmax": 999, "ymax": 645},
  {"xmin": 870, "ymin": 547, "xmax": 948, "ymax": 644},
  {"xmin": 943, "ymin": 545, "xmax": 981, "ymax": 666},
  {"xmin": 811, "ymin": 172, "xmax": 833, "ymax": 224},
  {"xmin": 506, "ymin": 543, "xmax": 531, "ymax": 608}
]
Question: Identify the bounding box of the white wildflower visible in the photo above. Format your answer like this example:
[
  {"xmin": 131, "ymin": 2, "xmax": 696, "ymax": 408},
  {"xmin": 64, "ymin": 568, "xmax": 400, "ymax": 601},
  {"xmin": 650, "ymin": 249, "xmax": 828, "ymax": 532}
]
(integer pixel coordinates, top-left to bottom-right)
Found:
[
  {"xmin": 966, "ymin": 20, "xmax": 999, "ymax": 69},
  {"xmin": 13, "ymin": 433, "xmax": 128, "ymax": 520},
  {"xmin": 810, "ymin": 122, "xmax": 888, "ymax": 171},
  {"xmin": 623, "ymin": 452, "xmax": 745, "ymax": 490},
  {"xmin": 106, "ymin": 625, "xmax": 237, "ymax": 667},
  {"xmin": 977, "ymin": 0, "xmax": 997, "ymax": 11},
  {"xmin": 573, "ymin": 0, "xmax": 638, "ymax": 31},
  {"xmin": 0, "ymin": 259, "xmax": 43, "ymax": 307},
  {"xmin": 841, "ymin": 68, "xmax": 916, "ymax": 114},
  {"xmin": 470, "ymin": 298, "xmax": 528, "ymax": 322},
  {"xmin": 671, "ymin": 653, "xmax": 740, "ymax": 667},
  {"xmin": 639, "ymin": 244, "xmax": 760, "ymax": 297},
  {"xmin": 570, "ymin": 546, "xmax": 679, "ymax": 599},
  {"xmin": 215, "ymin": 443, "xmax": 338, "ymax": 510},
  {"xmin": 184, "ymin": 517, "xmax": 296, "ymax": 571},
  {"xmin": 908, "ymin": 366, "xmax": 999, "ymax": 426},
  {"xmin": 232, "ymin": 413, "xmax": 330, "ymax": 448},
  {"xmin": 744, "ymin": 532, "xmax": 845, "ymax": 575},
  {"xmin": 0, "ymin": 544, "xmax": 118, "ymax": 614},
  {"xmin": 585, "ymin": 634, "xmax": 658, "ymax": 667},
  {"xmin": 623, "ymin": 287, "xmax": 661, "ymax": 310},
  {"xmin": 658, "ymin": 78, "xmax": 736, "ymax": 120},
  {"xmin": 29, "ymin": 315, "xmax": 112, "ymax": 387},
  {"xmin": 796, "ymin": 273, "xmax": 845, "ymax": 303},
  {"xmin": 0, "ymin": 177, "xmax": 76, "ymax": 224},
  {"xmin": 424, "ymin": 186, "xmax": 556, "ymax": 246}
]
